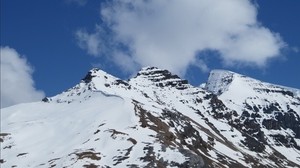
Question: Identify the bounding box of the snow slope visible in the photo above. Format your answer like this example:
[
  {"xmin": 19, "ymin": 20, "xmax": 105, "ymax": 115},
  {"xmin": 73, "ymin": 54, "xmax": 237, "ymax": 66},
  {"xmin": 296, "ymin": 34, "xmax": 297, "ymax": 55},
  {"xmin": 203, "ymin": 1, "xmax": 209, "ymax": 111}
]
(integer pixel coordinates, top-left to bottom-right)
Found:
[
  {"xmin": 205, "ymin": 70, "xmax": 300, "ymax": 165},
  {"xmin": 1, "ymin": 67, "xmax": 300, "ymax": 167}
]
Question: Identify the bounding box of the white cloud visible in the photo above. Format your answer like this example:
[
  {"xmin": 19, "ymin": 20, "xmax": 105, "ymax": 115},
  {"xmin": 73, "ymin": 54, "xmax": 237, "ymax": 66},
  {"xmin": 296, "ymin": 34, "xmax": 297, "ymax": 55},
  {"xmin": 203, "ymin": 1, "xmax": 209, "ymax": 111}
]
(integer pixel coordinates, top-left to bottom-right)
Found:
[
  {"xmin": 76, "ymin": 28, "xmax": 102, "ymax": 56},
  {"xmin": 76, "ymin": 0, "xmax": 285, "ymax": 75},
  {"xmin": 0, "ymin": 46, "xmax": 45, "ymax": 108},
  {"xmin": 111, "ymin": 51, "xmax": 139, "ymax": 73}
]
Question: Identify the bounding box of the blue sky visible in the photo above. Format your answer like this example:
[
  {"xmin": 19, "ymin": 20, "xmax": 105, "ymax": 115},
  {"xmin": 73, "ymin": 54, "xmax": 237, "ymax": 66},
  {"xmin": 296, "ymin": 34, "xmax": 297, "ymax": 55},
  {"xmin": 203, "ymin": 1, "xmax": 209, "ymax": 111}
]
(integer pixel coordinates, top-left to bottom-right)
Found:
[{"xmin": 1, "ymin": 0, "xmax": 300, "ymax": 108}]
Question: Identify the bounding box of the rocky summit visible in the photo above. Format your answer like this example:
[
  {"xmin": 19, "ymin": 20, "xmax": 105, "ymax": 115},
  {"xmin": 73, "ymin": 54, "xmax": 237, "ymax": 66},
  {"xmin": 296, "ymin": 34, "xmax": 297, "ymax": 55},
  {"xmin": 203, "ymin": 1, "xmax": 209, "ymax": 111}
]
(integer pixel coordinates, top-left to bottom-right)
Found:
[{"xmin": 1, "ymin": 67, "xmax": 300, "ymax": 168}]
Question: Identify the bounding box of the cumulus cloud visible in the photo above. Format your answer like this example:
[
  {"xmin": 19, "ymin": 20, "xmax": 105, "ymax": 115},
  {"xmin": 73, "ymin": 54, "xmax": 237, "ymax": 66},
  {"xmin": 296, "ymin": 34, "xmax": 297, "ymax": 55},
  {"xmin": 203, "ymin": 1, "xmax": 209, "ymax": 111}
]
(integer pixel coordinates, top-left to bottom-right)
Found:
[
  {"xmin": 0, "ymin": 46, "xmax": 45, "ymax": 108},
  {"xmin": 76, "ymin": 0, "xmax": 285, "ymax": 75}
]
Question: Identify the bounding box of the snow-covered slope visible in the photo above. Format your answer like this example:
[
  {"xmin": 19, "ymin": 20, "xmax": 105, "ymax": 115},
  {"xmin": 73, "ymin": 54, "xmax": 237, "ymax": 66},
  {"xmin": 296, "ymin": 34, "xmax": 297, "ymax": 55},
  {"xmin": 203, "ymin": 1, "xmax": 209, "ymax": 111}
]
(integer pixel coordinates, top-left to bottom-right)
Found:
[
  {"xmin": 1, "ymin": 67, "xmax": 300, "ymax": 168},
  {"xmin": 205, "ymin": 70, "xmax": 300, "ymax": 164}
]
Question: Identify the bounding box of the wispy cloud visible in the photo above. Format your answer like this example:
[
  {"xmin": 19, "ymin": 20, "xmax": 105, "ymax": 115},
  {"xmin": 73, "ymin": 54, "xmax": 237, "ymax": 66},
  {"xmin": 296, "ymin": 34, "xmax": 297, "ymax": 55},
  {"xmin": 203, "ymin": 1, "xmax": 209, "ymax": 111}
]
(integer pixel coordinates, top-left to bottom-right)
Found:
[
  {"xmin": 65, "ymin": 0, "xmax": 87, "ymax": 6},
  {"xmin": 76, "ymin": 28, "xmax": 103, "ymax": 56},
  {"xmin": 0, "ymin": 46, "xmax": 45, "ymax": 108},
  {"xmin": 291, "ymin": 46, "xmax": 299, "ymax": 53},
  {"xmin": 76, "ymin": 0, "xmax": 285, "ymax": 75}
]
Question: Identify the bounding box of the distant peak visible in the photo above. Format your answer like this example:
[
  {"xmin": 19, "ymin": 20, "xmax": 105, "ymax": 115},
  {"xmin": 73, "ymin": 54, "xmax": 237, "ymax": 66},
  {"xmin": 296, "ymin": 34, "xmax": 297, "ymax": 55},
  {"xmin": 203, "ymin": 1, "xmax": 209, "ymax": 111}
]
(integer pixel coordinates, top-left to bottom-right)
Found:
[
  {"xmin": 210, "ymin": 69, "xmax": 234, "ymax": 75},
  {"xmin": 81, "ymin": 68, "xmax": 116, "ymax": 83},
  {"xmin": 82, "ymin": 72, "xmax": 95, "ymax": 84},
  {"xmin": 205, "ymin": 69, "xmax": 300, "ymax": 97},
  {"xmin": 137, "ymin": 66, "xmax": 177, "ymax": 77},
  {"xmin": 139, "ymin": 66, "xmax": 160, "ymax": 71},
  {"xmin": 89, "ymin": 68, "xmax": 109, "ymax": 75},
  {"xmin": 205, "ymin": 69, "xmax": 237, "ymax": 95},
  {"xmin": 91, "ymin": 67, "xmax": 100, "ymax": 71},
  {"xmin": 136, "ymin": 66, "xmax": 182, "ymax": 81},
  {"xmin": 131, "ymin": 66, "xmax": 189, "ymax": 89}
]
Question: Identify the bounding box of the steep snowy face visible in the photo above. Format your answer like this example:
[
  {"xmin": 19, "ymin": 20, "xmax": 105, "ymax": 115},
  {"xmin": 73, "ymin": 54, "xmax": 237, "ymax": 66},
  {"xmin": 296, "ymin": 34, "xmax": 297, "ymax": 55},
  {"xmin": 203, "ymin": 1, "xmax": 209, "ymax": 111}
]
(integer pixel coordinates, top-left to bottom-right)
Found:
[
  {"xmin": 205, "ymin": 69, "xmax": 300, "ymax": 110},
  {"xmin": 205, "ymin": 69, "xmax": 300, "ymax": 160},
  {"xmin": 205, "ymin": 70, "xmax": 235, "ymax": 95}
]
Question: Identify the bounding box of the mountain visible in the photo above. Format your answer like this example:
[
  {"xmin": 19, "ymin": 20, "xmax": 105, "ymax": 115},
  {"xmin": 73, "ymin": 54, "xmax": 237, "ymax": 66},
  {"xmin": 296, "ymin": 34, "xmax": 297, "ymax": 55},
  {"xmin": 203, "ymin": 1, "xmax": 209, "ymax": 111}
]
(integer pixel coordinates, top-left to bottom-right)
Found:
[{"xmin": 1, "ymin": 67, "xmax": 300, "ymax": 168}]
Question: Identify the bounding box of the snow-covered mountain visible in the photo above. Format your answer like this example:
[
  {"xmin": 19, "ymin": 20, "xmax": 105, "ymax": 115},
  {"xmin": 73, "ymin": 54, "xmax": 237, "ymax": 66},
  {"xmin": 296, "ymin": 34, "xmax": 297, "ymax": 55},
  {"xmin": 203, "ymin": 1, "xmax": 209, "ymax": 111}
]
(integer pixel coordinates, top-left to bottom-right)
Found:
[{"xmin": 1, "ymin": 67, "xmax": 300, "ymax": 168}]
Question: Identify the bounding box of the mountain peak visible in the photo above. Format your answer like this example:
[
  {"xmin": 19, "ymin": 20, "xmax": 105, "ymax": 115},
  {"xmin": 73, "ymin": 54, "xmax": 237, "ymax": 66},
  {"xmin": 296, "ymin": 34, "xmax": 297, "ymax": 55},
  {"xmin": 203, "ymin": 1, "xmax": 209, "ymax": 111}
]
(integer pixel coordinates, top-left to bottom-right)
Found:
[
  {"xmin": 46, "ymin": 68, "xmax": 129, "ymax": 103},
  {"xmin": 131, "ymin": 66, "xmax": 189, "ymax": 89},
  {"xmin": 137, "ymin": 66, "xmax": 180, "ymax": 79},
  {"xmin": 81, "ymin": 68, "xmax": 114, "ymax": 83},
  {"xmin": 205, "ymin": 69, "xmax": 299, "ymax": 97},
  {"xmin": 205, "ymin": 69, "xmax": 236, "ymax": 95}
]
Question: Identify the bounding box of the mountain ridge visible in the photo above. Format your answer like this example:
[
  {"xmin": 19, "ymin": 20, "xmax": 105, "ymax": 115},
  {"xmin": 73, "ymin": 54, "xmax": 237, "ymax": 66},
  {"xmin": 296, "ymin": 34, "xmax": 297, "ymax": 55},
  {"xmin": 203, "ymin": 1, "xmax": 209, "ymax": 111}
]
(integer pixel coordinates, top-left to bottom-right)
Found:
[
  {"xmin": 205, "ymin": 69, "xmax": 300, "ymax": 96},
  {"xmin": 1, "ymin": 67, "xmax": 300, "ymax": 167}
]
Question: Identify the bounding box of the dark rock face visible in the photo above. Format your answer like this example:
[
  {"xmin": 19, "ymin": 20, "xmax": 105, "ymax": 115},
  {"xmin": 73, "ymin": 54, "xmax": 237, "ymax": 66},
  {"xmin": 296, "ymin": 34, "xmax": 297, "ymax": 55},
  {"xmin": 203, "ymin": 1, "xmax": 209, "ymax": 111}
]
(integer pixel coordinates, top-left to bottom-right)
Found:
[
  {"xmin": 82, "ymin": 69, "xmax": 98, "ymax": 83},
  {"xmin": 262, "ymin": 103, "xmax": 281, "ymax": 114},
  {"xmin": 242, "ymin": 135, "xmax": 265, "ymax": 153},
  {"xmin": 260, "ymin": 111, "xmax": 300, "ymax": 149},
  {"xmin": 209, "ymin": 95, "xmax": 226, "ymax": 113},
  {"xmin": 205, "ymin": 91, "xmax": 299, "ymax": 155},
  {"xmin": 133, "ymin": 101, "xmax": 208, "ymax": 167},
  {"xmin": 42, "ymin": 97, "xmax": 50, "ymax": 102},
  {"xmin": 137, "ymin": 67, "xmax": 181, "ymax": 82},
  {"xmin": 275, "ymin": 112, "xmax": 300, "ymax": 138},
  {"xmin": 115, "ymin": 79, "xmax": 129, "ymax": 86},
  {"xmin": 132, "ymin": 99, "xmax": 258, "ymax": 168},
  {"xmin": 233, "ymin": 106, "xmax": 300, "ymax": 153},
  {"xmin": 135, "ymin": 67, "xmax": 189, "ymax": 89},
  {"xmin": 262, "ymin": 119, "xmax": 281, "ymax": 130},
  {"xmin": 255, "ymin": 88, "xmax": 294, "ymax": 97}
]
